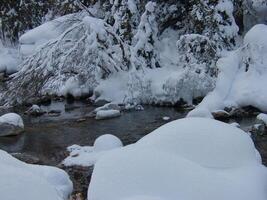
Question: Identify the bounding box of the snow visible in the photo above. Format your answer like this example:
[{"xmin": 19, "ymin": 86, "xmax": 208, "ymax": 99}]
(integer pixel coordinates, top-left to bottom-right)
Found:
[
  {"xmin": 257, "ymin": 113, "xmax": 267, "ymax": 125},
  {"xmin": 63, "ymin": 135, "xmax": 123, "ymax": 167},
  {"xmin": 94, "ymin": 134, "xmax": 123, "ymax": 152},
  {"xmin": 95, "ymin": 110, "xmax": 121, "ymax": 120},
  {"xmin": 188, "ymin": 24, "xmax": 267, "ymax": 117},
  {"xmin": 0, "ymin": 149, "xmax": 72, "ymax": 200},
  {"xmin": 0, "ymin": 41, "xmax": 20, "ymax": 74},
  {"xmin": 88, "ymin": 118, "xmax": 267, "ymax": 200},
  {"xmin": 19, "ymin": 15, "xmax": 72, "ymax": 57},
  {"xmin": 0, "ymin": 113, "xmax": 24, "ymax": 128}
]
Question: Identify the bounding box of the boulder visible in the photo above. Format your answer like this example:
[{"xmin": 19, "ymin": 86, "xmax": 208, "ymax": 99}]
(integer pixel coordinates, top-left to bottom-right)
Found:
[{"xmin": 0, "ymin": 113, "xmax": 24, "ymax": 137}]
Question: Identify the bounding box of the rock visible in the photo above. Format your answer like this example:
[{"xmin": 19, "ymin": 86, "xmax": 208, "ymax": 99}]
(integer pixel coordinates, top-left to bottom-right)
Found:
[
  {"xmin": 0, "ymin": 113, "xmax": 24, "ymax": 136},
  {"xmin": 135, "ymin": 104, "xmax": 144, "ymax": 111},
  {"xmin": 228, "ymin": 107, "xmax": 248, "ymax": 118},
  {"xmin": 95, "ymin": 110, "xmax": 121, "ymax": 120},
  {"xmin": 11, "ymin": 153, "xmax": 41, "ymax": 164},
  {"xmin": 48, "ymin": 110, "xmax": 61, "ymax": 117},
  {"xmin": 212, "ymin": 110, "xmax": 230, "ymax": 120},
  {"xmin": 76, "ymin": 118, "xmax": 86, "ymax": 123},
  {"xmin": 0, "ymin": 123, "xmax": 24, "ymax": 136},
  {"xmin": 25, "ymin": 104, "xmax": 46, "ymax": 116}
]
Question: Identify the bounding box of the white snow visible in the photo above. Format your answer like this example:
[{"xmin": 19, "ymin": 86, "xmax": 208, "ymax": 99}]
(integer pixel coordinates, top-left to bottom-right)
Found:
[
  {"xmin": 0, "ymin": 41, "xmax": 20, "ymax": 74},
  {"xmin": 0, "ymin": 149, "xmax": 72, "ymax": 200},
  {"xmin": 188, "ymin": 24, "xmax": 267, "ymax": 117},
  {"xmin": 257, "ymin": 113, "xmax": 267, "ymax": 125},
  {"xmin": 63, "ymin": 134, "xmax": 123, "ymax": 167},
  {"xmin": 19, "ymin": 14, "xmax": 73, "ymax": 57},
  {"xmin": 95, "ymin": 110, "xmax": 121, "ymax": 120},
  {"xmin": 0, "ymin": 113, "xmax": 24, "ymax": 128},
  {"xmin": 88, "ymin": 118, "xmax": 267, "ymax": 200}
]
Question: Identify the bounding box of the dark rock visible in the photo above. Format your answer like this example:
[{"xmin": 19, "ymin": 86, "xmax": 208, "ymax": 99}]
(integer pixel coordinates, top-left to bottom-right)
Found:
[
  {"xmin": 11, "ymin": 153, "xmax": 41, "ymax": 164},
  {"xmin": 212, "ymin": 110, "xmax": 230, "ymax": 121},
  {"xmin": 0, "ymin": 123, "xmax": 24, "ymax": 137}
]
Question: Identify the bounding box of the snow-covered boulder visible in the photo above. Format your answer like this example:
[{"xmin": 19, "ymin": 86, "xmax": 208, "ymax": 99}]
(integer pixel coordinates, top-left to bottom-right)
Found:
[
  {"xmin": 0, "ymin": 113, "xmax": 24, "ymax": 136},
  {"xmin": 88, "ymin": 118, "xmax": 267, "ymax": 200},
  {"xmin": 188, "ymin": 24, "xmax": 267, "ymax": 117},
  {"xmin": 257, "ymin": 113, "xmax": 267, "ymax": 125},
  {"xmin": 95, "ymin": 110, "xmax": 121, "ymax": 120},
  {"xmin": 63, "ymin": 135, "xmax": 123, "ymax": 167},
  {"xmin": 25, "ymin": 104, "xmax": 45, "ymax": 116},
  {"xmin": 94, "ymin": 103, "xmax": 121, "ymax": 113},
  {"xmin": 0, "ymin": 149, "xmax": 72, "ymax": 200}
]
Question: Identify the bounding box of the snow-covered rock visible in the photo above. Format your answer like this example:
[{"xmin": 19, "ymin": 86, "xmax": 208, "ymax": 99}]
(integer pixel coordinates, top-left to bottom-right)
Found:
[
  {"xmin": 63, "ymin": 135, "xmax": 123, "ymax": 167},
  {"xmin": 95, "ymin": 110, "xmax": 121, "ymax": 120},
  {"xmin": 88, "ymin": 118, "xmax": 267, "ymax": 200},
  {"xmin": 94, "ymin": 103, "xmax": 121, "ymax": 113},
  {"xmin": 257, "ymin": 113, "xmax": 267, "ymax": 125},
  {"xmin": 0, "ymin": 113, "xmax": 24, "ymax": 136},
  {"xmin": 188, "ymin": 24, "xmax": 267, "ymax": 117},
  {"xmin": 26, "ymin": 104, "xmax": 45, "ymax": 116},
  {"xmin": 0, "ymin": 149, "xmax": 72, "ymax": 200},
  {"xmin": 94, "ymin": 134, "xmax": 123, "ymax": 152}
]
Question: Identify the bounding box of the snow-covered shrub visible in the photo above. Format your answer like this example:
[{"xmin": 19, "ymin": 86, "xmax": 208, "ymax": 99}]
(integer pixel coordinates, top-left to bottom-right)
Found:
[
  {"xmin": 88, "ymin": 118, "xmax": 267, "ymax": 200},
  {"xmin": 1, "ymin": 13, "xmax": 129, "ymax": 105},
  {"xmin": 188, "ymin": 24, "xmax": 267, "ymax": 117}
]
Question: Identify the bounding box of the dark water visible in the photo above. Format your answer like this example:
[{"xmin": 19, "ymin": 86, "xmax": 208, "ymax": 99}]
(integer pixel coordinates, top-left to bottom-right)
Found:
[{"xmin": 0, "ymin": 102, "xmax": 188, "ymax": 165}]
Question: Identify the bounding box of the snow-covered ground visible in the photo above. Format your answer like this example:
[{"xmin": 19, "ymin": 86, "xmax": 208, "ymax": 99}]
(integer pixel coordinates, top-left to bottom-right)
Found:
[
  {"xmin": 188, "ymin": 24, "xmax": 267, "ymax": 118},
  {"xmin": 88, "ymin": 118, "xmax": 267, "ymax": 200},
  {"xmin": 0, "ymin": 149, "xmax": 72, "ymax": 200}
]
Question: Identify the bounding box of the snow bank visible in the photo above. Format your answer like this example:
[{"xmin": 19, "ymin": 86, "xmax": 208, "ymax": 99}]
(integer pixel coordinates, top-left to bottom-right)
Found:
[
  {"xmin": 88, "ymin": 118, "xmax": 267, "ymax": 200},
  {"xmin": 188, "ymin": 24, "xmax": 267, "ymax": 117},
  {"xmin": 0, "ymin": 113, "xmax": 24, "ymax": 128},
  {"xmin": 0, "ymin": 149, "xmax": 72, "ymax": 200},
  {"xmin": 63, "ymin": 134, "xmax": 123, "ymax": 167},
  {"xmin": 0, "ymin": 41, "xmax": 20, "ymax": 74}
]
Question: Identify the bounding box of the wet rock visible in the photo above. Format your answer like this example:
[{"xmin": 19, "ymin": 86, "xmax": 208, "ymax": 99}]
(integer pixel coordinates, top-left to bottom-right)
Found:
[
  {"xmin": 11, "ymin": 153, "xmax": 41, "ymax": 164},
  {"xmin": 0, "ymin": 123, "xmax": 24, "ymax": 136},
  {"xmin": 212, "ymin": 110, "xmax": 230, "ymax": 120},
  {"xmin": 76, "ymin": 118, "xmax": 86, "ymax": 123},
  {"xmin": 228, "ymin": 107, "xmax": 249, "ymax": 118},
  {"xmin": 48, "ymin": 110, "xmax": 61, "ymax": 117}
]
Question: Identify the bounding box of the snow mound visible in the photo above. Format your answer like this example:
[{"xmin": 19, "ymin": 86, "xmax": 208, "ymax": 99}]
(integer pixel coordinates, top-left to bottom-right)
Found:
[
  {"xmin": 88, "ymin": 118, "xmax": 267, "ymax": 200},
  {"xmin": 63, "ymin": 135, "xmax": 123, "ymax": 167},
  {"xmin": 0, "ymin": 113, "xmax": 24, "ymax": 128},
  {"xmin": 188, "ymin": 24, "xmax": 267, "ymax": 117},
  {"xmin": 0, "ymin": 149, "xmax": 72, "ymax": 200},
  {"xmin": 94, "ymin": 134, "xmax": 123, "ymax": 152}
]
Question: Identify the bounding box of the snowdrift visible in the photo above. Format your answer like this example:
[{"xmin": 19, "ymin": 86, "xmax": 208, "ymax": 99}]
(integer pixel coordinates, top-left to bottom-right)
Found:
[
  {"xmin": 0, "ymin": 149, "xmax": 73, "ymax": 200},
  {"xmin": 88, "ymin": 118, "xmax": 267, "ymax": 200}
]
